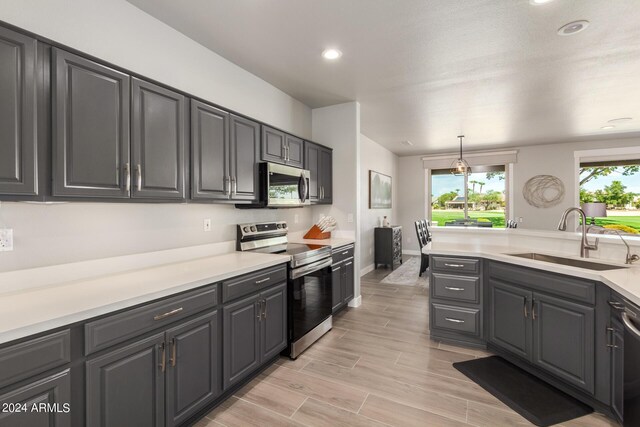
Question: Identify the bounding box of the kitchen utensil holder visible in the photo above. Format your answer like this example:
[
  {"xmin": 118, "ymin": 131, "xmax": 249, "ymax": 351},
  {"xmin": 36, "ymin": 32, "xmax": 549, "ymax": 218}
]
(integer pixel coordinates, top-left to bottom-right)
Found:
[{"xmin": 303, "ymin": 224, "xmax": 331, "ymax": 240}]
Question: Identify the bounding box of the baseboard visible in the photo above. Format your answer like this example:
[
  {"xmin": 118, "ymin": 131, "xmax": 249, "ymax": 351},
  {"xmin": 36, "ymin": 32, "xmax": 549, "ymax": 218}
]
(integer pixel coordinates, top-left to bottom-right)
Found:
[
  {"xmin": 403, "ymin": 249, "xmax": 421, "ymax": 256},
  {"xmin": 348, "ymin": 295, "xmax": 362, "ymax": 308},
  {"xmin": 360, "ymin": 263, "xmax": 375, "ymax": 276}
]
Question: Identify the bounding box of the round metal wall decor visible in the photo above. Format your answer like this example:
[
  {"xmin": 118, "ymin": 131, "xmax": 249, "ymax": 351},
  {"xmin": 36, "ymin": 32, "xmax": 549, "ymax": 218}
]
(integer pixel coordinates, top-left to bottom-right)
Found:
[{"xmin": 523, "ymin": 175, "xmax": 565, "ymax": 208}]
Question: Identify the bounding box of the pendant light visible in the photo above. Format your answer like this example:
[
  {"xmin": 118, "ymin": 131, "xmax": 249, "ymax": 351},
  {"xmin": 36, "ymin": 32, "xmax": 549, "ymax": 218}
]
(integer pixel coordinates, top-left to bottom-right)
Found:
[{"xmin": 450, "ymin": 135, "xmax": 471, "ymax": 175}]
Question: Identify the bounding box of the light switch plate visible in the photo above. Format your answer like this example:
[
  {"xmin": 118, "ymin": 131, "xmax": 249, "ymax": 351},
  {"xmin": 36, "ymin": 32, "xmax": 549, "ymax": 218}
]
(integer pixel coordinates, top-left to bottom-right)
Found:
[
  {"xmin": 0, "ymin": 229, "xmax": 14, "ymax": 251},
  {"xmin": 203, "ymin": 219, "xmax": 212, "ymax": 232}
]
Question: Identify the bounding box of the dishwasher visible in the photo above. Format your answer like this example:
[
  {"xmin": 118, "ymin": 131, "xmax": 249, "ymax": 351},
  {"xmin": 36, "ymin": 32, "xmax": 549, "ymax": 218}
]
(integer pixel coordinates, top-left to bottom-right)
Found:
[{"xmin": 611, "ymin": 297, "xmax": 640, "ymax": 426}]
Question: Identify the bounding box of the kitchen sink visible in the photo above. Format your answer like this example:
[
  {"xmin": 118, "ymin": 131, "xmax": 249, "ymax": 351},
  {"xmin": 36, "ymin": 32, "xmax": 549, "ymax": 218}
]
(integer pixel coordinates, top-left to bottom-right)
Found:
[{"xmin": 507, "ymin": 253, "xmax": 627, "ymax": 271}]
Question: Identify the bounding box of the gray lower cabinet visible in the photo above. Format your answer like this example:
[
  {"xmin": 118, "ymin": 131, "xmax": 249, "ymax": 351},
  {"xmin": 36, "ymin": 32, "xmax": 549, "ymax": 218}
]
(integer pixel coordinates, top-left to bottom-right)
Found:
[
  {"xmin": 223, "ymin": 282, "xmax": 287, "ymax": 390},
  {"xmin": 52, "ymin": 48, "xmax": 131, "ymax": 198},
  {"xmin": 610, "ymin": 318, "xmax": 624, "ymax": 422},
  {"xmin": 331, "ymin": 263, "xmax": 343, "ymax": 313},
  {"xmin": 332, "ymin": 246, "xmax": 355, "ymax": 313},
  {"xmin": 191, "ymin": 100, "xmax": 259, "ymax": 202},
  {"xmin": 304, "ymin": 141, "xmax": 332, "ymax": 204},
  {"xmin": 374, "ymin": 227, "xmax": 402, "ymax": 270},
  {"xmin": 0, "ymin": 27, "xmax": 39, "ymax": 197},
  {"xmin": 488, "ymin": 274, "xmax": 596, "ymax": 394},
  {"xmin": 86, "ymin": 333, "xmax": 166, "ymax": 427},
  {"xmin": 131, "ymin": 78, "xmax": 187, "ymax": 201},
  {"xmin": 165, "ymin": 311, "xmax": 219, "ymax": 427},
  {"xmin": 0, "ymin": 369, "xmax": 71, "ymax": 427}
]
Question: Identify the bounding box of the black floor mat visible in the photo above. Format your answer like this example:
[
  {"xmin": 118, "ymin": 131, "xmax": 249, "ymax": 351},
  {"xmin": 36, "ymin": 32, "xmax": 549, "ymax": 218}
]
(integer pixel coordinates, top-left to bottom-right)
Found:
[{"xmin": 453, "ymin": 356, "xmax": 593, "ymax": 426}]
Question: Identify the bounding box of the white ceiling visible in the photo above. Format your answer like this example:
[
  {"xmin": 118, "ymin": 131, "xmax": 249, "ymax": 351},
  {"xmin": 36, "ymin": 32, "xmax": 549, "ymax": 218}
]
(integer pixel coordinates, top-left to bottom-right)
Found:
[{"xmin": 127, "ymin": 0, "xmax": 640, "ymax": 155}]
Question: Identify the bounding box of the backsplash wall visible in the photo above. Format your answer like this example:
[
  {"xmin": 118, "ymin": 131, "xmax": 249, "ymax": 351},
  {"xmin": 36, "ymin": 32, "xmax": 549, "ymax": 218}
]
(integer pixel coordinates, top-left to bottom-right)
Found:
[{"xmin": 0, "ymin": 202, "xmax": 312, "ymax": 272}]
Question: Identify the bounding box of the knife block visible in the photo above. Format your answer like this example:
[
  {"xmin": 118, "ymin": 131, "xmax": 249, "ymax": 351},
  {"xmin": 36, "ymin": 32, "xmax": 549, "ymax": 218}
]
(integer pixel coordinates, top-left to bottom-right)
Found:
[{"xmin": 303, "ymin": 225, "xmax": 331, "ymax": 240}]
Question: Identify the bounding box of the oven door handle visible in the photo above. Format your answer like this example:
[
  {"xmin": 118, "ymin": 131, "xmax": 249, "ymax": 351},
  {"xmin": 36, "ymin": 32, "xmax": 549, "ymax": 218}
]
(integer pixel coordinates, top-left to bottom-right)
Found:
[
  {"xmin": 290, "ymin": 257, "xmax": 332, "ymax": 280},
  {"xmin": 622, "ymin": 311, "xmax": 640, "ymax": 339}
]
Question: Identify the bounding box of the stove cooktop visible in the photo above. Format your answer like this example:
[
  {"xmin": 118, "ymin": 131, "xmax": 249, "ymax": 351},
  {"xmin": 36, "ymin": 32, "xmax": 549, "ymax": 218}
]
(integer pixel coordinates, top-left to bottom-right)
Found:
[{"xmin": 253, "ymin": 243, "xmax": 328, "ymax": 257}]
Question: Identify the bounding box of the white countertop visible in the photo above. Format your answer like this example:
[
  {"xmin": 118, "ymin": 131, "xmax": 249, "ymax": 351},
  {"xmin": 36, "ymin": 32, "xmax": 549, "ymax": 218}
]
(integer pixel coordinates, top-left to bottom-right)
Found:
[
  {"xmin": 0, "ymin": 251, "xmax": 290, "ymax": 345},
  {"xmin": 423, "ymin": 242, "xmax": 640, "ymax": 306}
]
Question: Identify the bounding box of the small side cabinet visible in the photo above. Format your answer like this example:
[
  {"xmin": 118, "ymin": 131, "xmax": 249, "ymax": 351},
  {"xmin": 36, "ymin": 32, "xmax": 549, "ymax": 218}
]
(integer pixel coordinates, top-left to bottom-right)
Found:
[
  {"xmin": 332, "ymin": 244, "xmax": 355, "ymax": 313},
  {"xmin": 374, "ymin": 226, "xmax": 402, "ymax": 270},
  {"xmin": 304, "ymin": 141, "xmax": 332, "ymax": 204}
]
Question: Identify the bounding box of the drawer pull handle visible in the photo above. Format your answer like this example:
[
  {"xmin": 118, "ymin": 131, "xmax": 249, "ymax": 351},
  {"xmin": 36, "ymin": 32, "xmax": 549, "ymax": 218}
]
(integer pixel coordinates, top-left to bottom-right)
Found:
[
  {"xmin": 444, "ymin": 286, "xmax": 465, "ymax": 291},
  {"xmin": 255, "ymin": 277, "xmax": 271, "ymax": 285},
  {"xmin": 445, "ymin": 317, "xmax": 465, "ymax": 324},
  {"xmin": 444, "ymin": 263, "xmax": 464, "ymax": 268},
  {"xmin": 342, "ymin": 251, "xmax": 349, "ymax": 255},
  {"xmin": 153, "ymin": 307, "xmax": 183, "ymax": 321}
]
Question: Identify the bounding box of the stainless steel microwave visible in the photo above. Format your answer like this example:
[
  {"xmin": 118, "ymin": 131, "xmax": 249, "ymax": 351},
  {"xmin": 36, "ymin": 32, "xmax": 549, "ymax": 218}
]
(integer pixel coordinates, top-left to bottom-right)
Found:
[{"xmin": 238, "ymin": 162, "xmax": 310, "ymax": 208}]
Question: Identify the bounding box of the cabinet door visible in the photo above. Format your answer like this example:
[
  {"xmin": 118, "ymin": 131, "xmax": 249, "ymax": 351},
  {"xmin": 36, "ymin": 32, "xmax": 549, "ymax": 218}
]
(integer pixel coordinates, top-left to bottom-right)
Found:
[
  {"xmin": 611, "ymin": 319, "xmax": 624, "ymax": 422},
  {"xmin": 165, "ymin": 310, "xmax": 219, "ymax": 427},
  {"xmin": 319, "ymin": 147, "xmax": 333, "ymax": 203},
  {"xmin": 261, "ymin": 283, "xmax": 287, "ymax": 361},
  {"xmin": 304, "ymin": 142, "xmax": 320, "ymax": 201},
  {"xmin": 343, "ymin": 259, "xmax": 355, "ymax": 303},
  {"xmin": 261, "ymin": 126, "xmax": 286, "ymax": 164},
  {"xmin": 52, "ymin": 48, "xmax": 130, "ymax": 198},
  {"xmin": 223, "ymin": 294, "xmax": 260, "ymax": 390},
  {"xmin": 131, "ymin": 78, "xmax": 186, "ymax": 200},
  {"xmin": 0, "ymin": 370, "xmax": 70, "ymax": 427},
  {"xmin": 0, "ymin": 27, "xmax": 38, "ymax": 196},
  {"xmin": 229, "ymin": 114, "xmax": 259, "ymax": 202},
  {"xmin": 191, "ymin": 100, "xmax": 229, "ymax": 200},
  {"xmin": 331, "ymin": 263, "xmax": 344, "ymax": 313},
  {"xmin": 86, "ymin": 333, "xmax": 165, "ymax": 427},
  {"xmin": 488, "ymin": 279, "xmax": 532, "ymax": 360},
  {"xmin": 285, "ymin": 135, "xmax": 304, "ymax": 168},
  {"xmin": 532, "ymin": 293, "xmax": 595, "ymax": 394}
]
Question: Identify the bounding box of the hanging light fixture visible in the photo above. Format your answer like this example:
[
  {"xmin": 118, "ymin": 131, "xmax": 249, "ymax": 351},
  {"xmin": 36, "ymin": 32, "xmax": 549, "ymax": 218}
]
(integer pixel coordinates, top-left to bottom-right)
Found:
[{"xmin": 450, "ymin": 135, "xmax": 471, "ymax": 175}]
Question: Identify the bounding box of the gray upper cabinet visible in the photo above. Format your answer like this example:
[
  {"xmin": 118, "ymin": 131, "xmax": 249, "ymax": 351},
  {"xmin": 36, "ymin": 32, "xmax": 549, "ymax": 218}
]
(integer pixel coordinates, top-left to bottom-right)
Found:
[
  {"xmin": 229, "ymin": 114, "xmax": 259, "ymax": 202},
  {"xmin": 489, "ymin": 279, "xmax": 532, "ymax": 360},
  {"xmin": 131, "ymin": 78, "xmax": 187, "ymax": 201},
  {"xmin": 222, "ymin": 293, "xmax": 261, "ymax": 390},
  {"xmin": 86, "ymin": 333, "xmax": 166, "ymax": 427},
  {"xmin": 532, "ymin": 293, "xmax": 595, "ymax": 394},
  {"xmin": 260, "ymin": 283, "xmax": 287, "ymax": 361},
  {"xmin": 191, "ymin": 100, "xmax": 229, "ymax": 201},
  {"xmin": 261, "ymin": 125, "xmax": 304, "ymax": 168},
  {"xmin": 0, "ymin": 27, "xmax": 38, "ymax": 197},
  {"xmin": 165, "ymin": 310, "xmax": 219, "ymax": 427},
  {"xmin": 304, "ymin": 141, "xmax": 332, "ymax": 204},
  {"xmin": 0, "ymin": 370, "xmax": 71, "ymax": 427},
  {"xmin": 285, "ymin": 134, "xmax": 304, "ymax": 168},
  {"xmin": 52, "ymin": 48, "xmax": 130, "ymax": 198}
]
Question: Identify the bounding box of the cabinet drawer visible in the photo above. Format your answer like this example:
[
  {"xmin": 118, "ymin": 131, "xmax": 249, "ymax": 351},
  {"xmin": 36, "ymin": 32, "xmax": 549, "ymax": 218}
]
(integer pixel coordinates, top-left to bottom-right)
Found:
[
  {"xmin": 222, "ymin": 265, "xmax": 287, "ymax": 303},
  {"xmin": 0, "ymin": 330, "xmax": 71, "ymax": 389},
  {"xmin": 332, "ymin": 244, "xmax": 355, "ymax": 264},
  {"xmin": 85, "ymin": 285, "xmax": 218, "ymax": 355},
  {"xmin": 432, "ymin": 273, "xmax": 479, "ymax": 303},
  {"xmin": 432, "ymin": 304, "xmax": 480, "ymax": 336},
  {"xmin": 489, "ymin": 261, "xmax": 595, "ymax": 304},
  {"xmin": 432, "ymin": 256, "xmax": 480, "ymax": 274}
]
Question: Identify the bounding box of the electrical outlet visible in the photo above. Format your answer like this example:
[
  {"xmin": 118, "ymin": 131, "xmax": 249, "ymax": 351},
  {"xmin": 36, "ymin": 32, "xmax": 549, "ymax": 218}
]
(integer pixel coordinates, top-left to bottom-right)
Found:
[
  {"xmin": 347, "ymin": 213, "xmax": 354, "ymax": 223},
  {"xmin": 294, "ymin": 214, "xmax": 299, "ymax": 224},
  {"xmin": 0, "ymin": 229, "xmax": 14, "ymax": 251},
  {"xmin": 203, "ymin": 219, "xmax": 212, "ymax": 232},
  {"xmin": 518, "ymin": 217, "xmax": 524, "ymax": 223}
]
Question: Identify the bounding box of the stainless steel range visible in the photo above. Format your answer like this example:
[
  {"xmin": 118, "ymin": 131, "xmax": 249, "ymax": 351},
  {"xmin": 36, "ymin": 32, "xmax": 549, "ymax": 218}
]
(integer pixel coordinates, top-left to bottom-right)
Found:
[{"xmin": 237, "ymin": 221, "xmax": 333, "ymax": 359}]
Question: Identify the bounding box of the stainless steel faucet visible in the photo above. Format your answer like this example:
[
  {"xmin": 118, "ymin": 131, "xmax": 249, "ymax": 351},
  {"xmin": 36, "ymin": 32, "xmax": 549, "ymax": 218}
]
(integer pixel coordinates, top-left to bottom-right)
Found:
[
  {"xmin": 557, "ymin": 207, "xmax": 599, "ymax": 258},
  {"xmin": 587, "ymin": 226, "xmax": 640, "ymax": 265}
]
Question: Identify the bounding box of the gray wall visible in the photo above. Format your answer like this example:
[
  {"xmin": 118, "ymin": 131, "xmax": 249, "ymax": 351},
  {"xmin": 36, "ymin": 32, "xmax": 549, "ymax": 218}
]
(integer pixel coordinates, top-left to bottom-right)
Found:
[{"xmin": 359, "ymin": 134, "xmax": 398, "ymax": 272}]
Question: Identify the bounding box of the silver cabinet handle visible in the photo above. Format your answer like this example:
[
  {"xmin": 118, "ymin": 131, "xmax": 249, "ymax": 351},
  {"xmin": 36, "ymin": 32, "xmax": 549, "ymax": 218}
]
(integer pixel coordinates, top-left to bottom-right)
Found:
[
  {"xmin": 609, "ymin": 300, "xmax": 625, "ymax": 311},
  {"xmin": 444, "ymin": 286, "xmax": 465, "ymax": 291},
  {"xmin": 445, "ymin": 318, "xmax": 465, "ymax": 323},
  {"xmin": 232, "ymin": 176, "xmax": 237, "ymax": 196},
  {"xmin": 136, "ymin": 164, "xmax": 142, "ymax": 192},
  {"xmin": 606, "ymin": 327, "xmax": 618, "ymax": 348},
  {"xmin": 532, "ymin": 298, "xmax": 537, "ymax": 321},
  {"xmin": 622, "ymin": 312, "xmax": 640, "ymax": 339},
  {"xmin": 169, "ymin": 338, "xmax": 177, "ymax": 367},
  {"xmin": 444, "ymin": 263, "xmax": 464, "ymax": 268},
  {"xmin": 153, "ymin": 307, "xmax": 183, "ymax": 321},
  {"xmin": 256, "ymin": 301, "xmax": 262, "ymax": 321},
  {"xmin": 255, "ymin": 277, "xmax": 271, "ymax": 285},
  {"xmin": 524, "ymin": 297, "xmax": 528, "ymax": 318},
  {"xmin": 124, "ymin": 163, "xmax": 131, "ymax": 192},
  {"xmin": 262, "ymin": 299, "xmax": 267, "ymax": 320},
  {"xmin": 320, "ymin": 186, "xmax": 324, "ymax": 199},
  {"xmin": 226, "ymin": 176, "xmax": 232, "ymax": 196},
  {"xmin": 159, "ymin": 342, "xmax": 166, "ymax": 373}
]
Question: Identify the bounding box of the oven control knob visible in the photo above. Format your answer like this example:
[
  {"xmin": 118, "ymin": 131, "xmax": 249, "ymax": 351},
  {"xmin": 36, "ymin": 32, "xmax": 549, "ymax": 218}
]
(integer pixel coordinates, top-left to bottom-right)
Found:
[
  {"xmin": 283, "ymin": 222, "xmax": 287, "ymax": 229},
  {"xmin": 250, "ymin": 226, "xmax": 257, "ymax": 232},
  {"xmin": 243, "ymin": 226, "xmax": 250, "ymax": 233},
  {"xmin": 276, "ymin": 224, "xmax": 282, "ymax": 229}
]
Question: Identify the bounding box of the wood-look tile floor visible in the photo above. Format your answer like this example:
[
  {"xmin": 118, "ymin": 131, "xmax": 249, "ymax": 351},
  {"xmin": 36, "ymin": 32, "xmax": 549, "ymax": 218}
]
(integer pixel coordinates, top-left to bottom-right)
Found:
[{"xmin": 197, "ymin": 263, "xmax": 619, "ymax": 427}]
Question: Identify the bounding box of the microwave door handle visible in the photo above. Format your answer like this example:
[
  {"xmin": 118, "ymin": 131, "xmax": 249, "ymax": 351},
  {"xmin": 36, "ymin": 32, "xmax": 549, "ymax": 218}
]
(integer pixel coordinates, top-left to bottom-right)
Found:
[{"xmin": 299, "ymin": 173, "xmax": 307, "ymax": 203}]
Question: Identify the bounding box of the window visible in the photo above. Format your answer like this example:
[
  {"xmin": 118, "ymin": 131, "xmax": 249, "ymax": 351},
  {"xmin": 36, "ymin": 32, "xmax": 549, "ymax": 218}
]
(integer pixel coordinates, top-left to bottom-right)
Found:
[
  {"xmin": 430, "ymin": 165, "xmax": 507, "ymax": 227},
  {"xmin": 579, "ymin": 159, "xmax": 640, "ymax": 234}
]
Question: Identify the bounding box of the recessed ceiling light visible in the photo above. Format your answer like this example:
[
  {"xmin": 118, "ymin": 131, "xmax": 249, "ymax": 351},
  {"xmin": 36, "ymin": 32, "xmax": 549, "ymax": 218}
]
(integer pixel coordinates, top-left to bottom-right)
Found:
[
  {"xmin": 322, "ymin": 49, "xmax": 342, "ymax": 60},
  {"xmin": 601, "ymin": 125, "xmax": 615, "ymax": 130},
  {"xmin": 402, "ymin": 140, "xmax": 413, "ymax": 146},
  {"xmin": 529, "ymin": 0, "xmax": 555, "ymax": 5},
  {"xmin": 557, "ymin": 20, "xmax": 590, "ymax": 36},
  {"xmin": 608, "ymin": 117, "xmax": 633, "ymax": 123}
]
